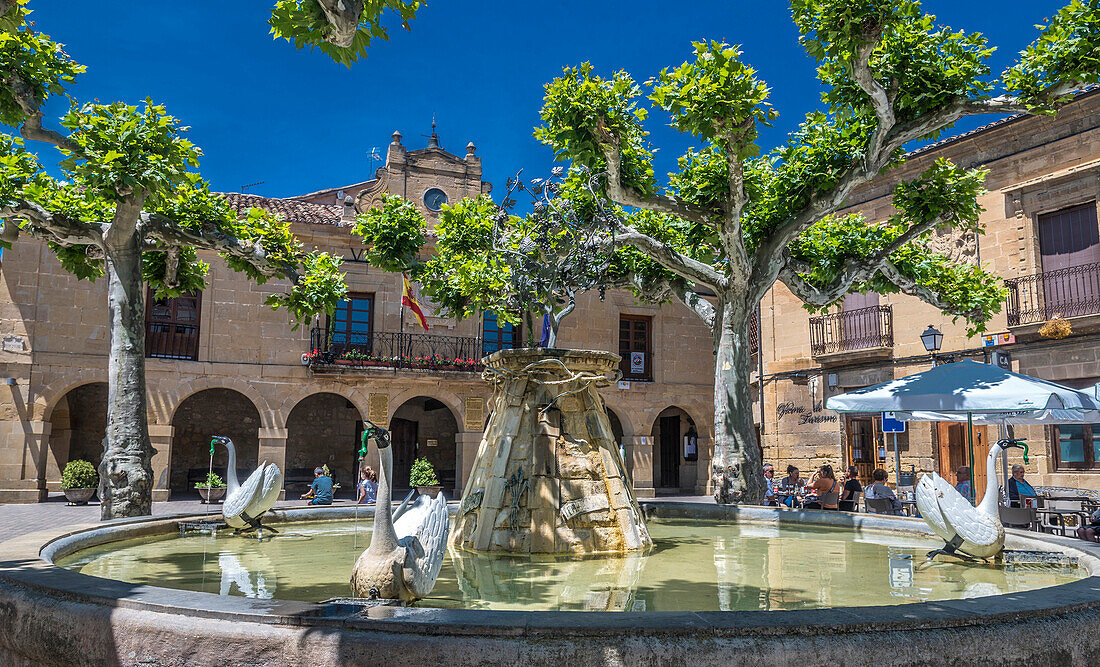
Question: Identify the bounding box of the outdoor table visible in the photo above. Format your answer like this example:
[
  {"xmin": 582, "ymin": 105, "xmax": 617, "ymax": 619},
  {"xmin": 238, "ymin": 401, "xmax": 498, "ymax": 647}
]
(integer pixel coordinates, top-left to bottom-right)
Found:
[
  {"xmin": 900, "ymin": 500, "xmax": 918, "ymax": 517},
  {"xmin": 1034, "ymin": 508, "xmax": 1086, "ymax": 536}
]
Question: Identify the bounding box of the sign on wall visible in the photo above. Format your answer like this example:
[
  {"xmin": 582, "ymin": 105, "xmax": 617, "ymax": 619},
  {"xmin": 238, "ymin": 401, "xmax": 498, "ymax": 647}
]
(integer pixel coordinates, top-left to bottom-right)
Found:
[
  {"xmin": 464, "ymin": 397, "xmax": 484, "ymax": 431},
  {"xmin": 881, "ymin": 412, "xmax": 906, "ymax": 433},
  {"xmin": 368, "ymin": 393, "xmax": 388, "ymax": 425},
  {"xmin": 630, "ymin": 352, "xmax": 645, "ymax": 374}
]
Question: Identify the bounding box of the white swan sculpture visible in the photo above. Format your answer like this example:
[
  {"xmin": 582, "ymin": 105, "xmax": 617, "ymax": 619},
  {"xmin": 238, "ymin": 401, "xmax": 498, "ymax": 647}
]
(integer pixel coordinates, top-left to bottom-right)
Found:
[
  {"xmin": 915, "ymin": 437, "xmax": 1028, "ymax": 561},
  {"xmin": 350, "ymin": 421, "xmax": 450, "ymax": 602},
  {"xmin": 211, "ymin": 436, "xmax": 283, "ymax": 538}
]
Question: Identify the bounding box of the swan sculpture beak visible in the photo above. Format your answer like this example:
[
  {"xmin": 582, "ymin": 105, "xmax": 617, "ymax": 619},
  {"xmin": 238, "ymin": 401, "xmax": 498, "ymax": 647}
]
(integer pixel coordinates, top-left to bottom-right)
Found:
[
  {"xmin": 362, "ymin": 420, "xmax": 390, "ymax": 450},
  {"xmin": 1003, "ymin": 439, "xmax": 1029, "ymax": 464}
]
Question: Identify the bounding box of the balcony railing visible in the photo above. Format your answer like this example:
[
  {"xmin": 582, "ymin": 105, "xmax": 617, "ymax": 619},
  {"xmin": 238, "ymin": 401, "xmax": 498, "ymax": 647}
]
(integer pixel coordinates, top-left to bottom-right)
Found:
[
  {"xmin": 309, "ymin": 328, "xmax": 488, "ymax": 371},
  {"xmin": 1005, "ymin": 262, "xmax": 1100, "ymax": 327},
  {"xmin": 809, "ymin": 305, "xmax": 893, "ymax": 356},
  {"xmin": 146, "ymin": 322, "xmax": 198, "ymax": 360}
]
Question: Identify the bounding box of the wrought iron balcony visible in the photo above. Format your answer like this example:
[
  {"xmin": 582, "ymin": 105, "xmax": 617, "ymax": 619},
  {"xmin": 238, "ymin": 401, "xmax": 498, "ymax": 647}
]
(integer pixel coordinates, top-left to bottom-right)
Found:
[
  {"xmin": 146, "ymin": 323, "xmax": 198, "ymax": 361},
  {"xmin": 809, "ymin": 305, "xmax": 893, "ymax": 356},
  {"xmin": 1005, "ymin": 262, "xmax": 1100, "ymax": 327},
  {"xmin": 308, "ymin": 328, "xmax": 488, "ymax": 371}
]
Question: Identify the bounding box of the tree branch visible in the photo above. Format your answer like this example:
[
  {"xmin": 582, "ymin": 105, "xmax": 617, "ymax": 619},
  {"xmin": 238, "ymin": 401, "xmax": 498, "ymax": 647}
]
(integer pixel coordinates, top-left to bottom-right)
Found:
[
  {"xmin": 0, "ymin": 199, "xmax": 105, "ymax": 246},
  {"xmin": 851, "ymin": 23, "xmax": 896, "ymax": 167},
  {"xmin": 721, "ymin": 120, "xmax": 753, "ymax": 286},
  {"xmin": 4, "ymin": 72, "xmax": 79, "ymax": 152},
  {"xmin": 316, "ymin": 0, "xmax": 364, "ymax": 48},
  {"xmin": 596, "ymin": 123, "xmax": 712, "ymax": 224},
  {"xmin": 141, "ymin": 214, "xmax": 299, "ymax": 281},
  {"xmin": 878, "ymin": 260, "xmax": 983, "ymax": 320},
  {"xmin": 612, "ymin": 222, "xmax": 726, "ymax": 291}
]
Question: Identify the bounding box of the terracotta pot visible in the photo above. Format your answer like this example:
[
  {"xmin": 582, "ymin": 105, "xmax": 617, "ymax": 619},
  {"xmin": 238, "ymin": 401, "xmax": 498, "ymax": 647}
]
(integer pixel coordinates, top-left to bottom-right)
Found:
[
  {"xmin": 63, "ymin": 487, "xmax": 96, "ymax": 505},
  {"xmin": 197, "ymin": 487, "xmax": 226, "ymax": 504},
  {"xmin": 416, "ymin": 485, "xmax": 443, "ymax": 498}
]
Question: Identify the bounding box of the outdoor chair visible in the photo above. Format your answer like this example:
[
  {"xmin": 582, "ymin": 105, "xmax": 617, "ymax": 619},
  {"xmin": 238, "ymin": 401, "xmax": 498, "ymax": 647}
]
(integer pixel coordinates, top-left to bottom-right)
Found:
[
  {"xmin": 839, "ymin": 491, "xmax": 860, "ymax": 512},
  {"xmin": 998, "ymin": 505, "xmax": 1038, "ymax": 531},
  {"xmin": 864, "ymin": 497, "xmax": 898, "ymax": 515},
  {"xmin": 820, "ymin": 491, "xmax": 840, "ymax": 509}
]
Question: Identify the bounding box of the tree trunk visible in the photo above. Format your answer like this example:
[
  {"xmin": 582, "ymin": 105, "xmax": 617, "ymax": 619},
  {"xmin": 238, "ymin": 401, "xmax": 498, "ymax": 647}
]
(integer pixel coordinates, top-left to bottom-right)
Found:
[
  {"xmin": 98, "ymin": 231, "xmax": 154, "ymax": 519},
  {"xmin": 711, "ymin": 299, "xmax": 765, "ymax": 504}
]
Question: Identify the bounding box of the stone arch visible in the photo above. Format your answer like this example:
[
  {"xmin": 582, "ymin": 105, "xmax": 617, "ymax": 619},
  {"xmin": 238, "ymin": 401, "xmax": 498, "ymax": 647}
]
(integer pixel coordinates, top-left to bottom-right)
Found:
[
  {"xmin": 601, "ymin": 401, "xmax": 635, "ymax": 438},
  {"xmin": 388, "ymin": 395, "xmax": 460, "ymax": 493},
  {"xmin": 651, "ymin": 405, "xmax": 700, "ymax": 494},
  {"xmin": 385, "ymin": 387, "xmax": 464, "ymax": 429},
  {"xmin": 273, "ymin": 384, "xmax": 370, "ymax": 433},
  {"xmin": 45, "ymin": 382, "xmax": 108, "ymax": 488},
  {"xmin": 38, "ymin": 371, "xmax": 108, "ymax": 423},
  {"xmin": 284, "ymin": 392, "xmax": 366, "ymax": 498},
  {"xmin": 159, "ymin": 376, "xmax": 275, "ymax": 428},
  {"xmin": 169, "ymin": 388, "xmax": 261, "ymax": 496}
]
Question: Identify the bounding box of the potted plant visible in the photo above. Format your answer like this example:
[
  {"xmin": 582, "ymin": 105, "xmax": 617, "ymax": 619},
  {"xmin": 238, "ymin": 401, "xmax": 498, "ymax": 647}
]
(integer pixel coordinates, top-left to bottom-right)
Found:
[
  {"xmin": 410, "ymin": 457, "xmax": 442, "ymax": 497},
  {"xmin": 195, "ymin": 471, "xmax": 226, "ymax": 503},
  {"xmin": 61, "ymin": 459, "xmax": 98, "ymax": 505}
]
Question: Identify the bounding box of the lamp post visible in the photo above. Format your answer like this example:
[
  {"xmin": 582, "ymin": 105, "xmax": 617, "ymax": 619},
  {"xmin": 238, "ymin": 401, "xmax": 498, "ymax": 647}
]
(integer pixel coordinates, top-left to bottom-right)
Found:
[{"xmin": 920, "ymin": 325, "xmax": 943, "ymax": 366}]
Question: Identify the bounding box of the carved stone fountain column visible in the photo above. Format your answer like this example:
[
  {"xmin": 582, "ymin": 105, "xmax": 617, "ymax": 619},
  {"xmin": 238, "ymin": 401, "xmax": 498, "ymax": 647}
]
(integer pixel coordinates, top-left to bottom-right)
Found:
[{"xmin": 451, "ymin": 348, "xmax": 652, "ymax": 554}]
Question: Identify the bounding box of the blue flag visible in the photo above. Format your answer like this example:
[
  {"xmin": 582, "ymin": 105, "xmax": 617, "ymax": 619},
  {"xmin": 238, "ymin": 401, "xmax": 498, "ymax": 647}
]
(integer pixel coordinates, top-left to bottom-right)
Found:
[{"xmin": 540, "ymin": 314, "xmax": 551, "ymax": 347}]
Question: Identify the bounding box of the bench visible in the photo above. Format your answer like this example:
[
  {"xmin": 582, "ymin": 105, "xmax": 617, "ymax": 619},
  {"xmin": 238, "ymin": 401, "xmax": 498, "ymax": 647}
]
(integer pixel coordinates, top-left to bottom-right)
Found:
[{"xmin": 284, "ymin": 467, "xmax": 316, "ymax": 494}]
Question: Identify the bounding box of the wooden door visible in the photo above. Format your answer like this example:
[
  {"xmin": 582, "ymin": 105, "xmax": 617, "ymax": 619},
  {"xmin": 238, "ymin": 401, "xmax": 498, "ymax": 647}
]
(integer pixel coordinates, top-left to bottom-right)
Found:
[
  {"xmin": 936, "ymin": 422, "xmax": 990, "ymax": 503},
  {"xmin": 659, "ymin": 415, "xmax": 680, "ymax": 489},
  {"xmin": 390, "ymin": 417, "xmax": 418, "ymax": 490}
]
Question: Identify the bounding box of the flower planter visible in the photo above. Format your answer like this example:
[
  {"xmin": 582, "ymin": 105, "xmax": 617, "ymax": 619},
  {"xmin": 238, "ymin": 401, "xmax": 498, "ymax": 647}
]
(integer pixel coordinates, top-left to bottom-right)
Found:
[
  {"xmin": 63, "ymin": 487, "xmax": 96, "ymax": 505},
  {"xmin": 416, "ymin": 485, "xmax": 443, "ymax": 498},
  {"xmin": 197, "ymin": 487, "xmax": 226, "ymax": 504}
]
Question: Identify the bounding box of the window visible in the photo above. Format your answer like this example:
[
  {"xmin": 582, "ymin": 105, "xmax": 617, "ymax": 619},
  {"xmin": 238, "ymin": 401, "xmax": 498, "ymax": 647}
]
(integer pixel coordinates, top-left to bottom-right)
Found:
[
  {"xmin": 1053, "ymin": 424, "xmax": 1100, "ymax": 470},
  {"xmin": 619, "ymin": 314, "xmax": 652, "ymax": 381},
  {"xmin": 330, "ymin": 293, "xmax": 373, "ymax": 353},
  {"xmin": 482, "ymin": 311, "xmax": 518, "ymax": 355},
  {"xmin": 846, "ymin": 416, "xmax": 881, "ymax": 485},
  {"xmin": 1038, "ymin": 203, "xmax": 1100, "ymax": 317},
  {"xmin": 145, "ymin": 290, "xmax": 201, "ymax": 360}
]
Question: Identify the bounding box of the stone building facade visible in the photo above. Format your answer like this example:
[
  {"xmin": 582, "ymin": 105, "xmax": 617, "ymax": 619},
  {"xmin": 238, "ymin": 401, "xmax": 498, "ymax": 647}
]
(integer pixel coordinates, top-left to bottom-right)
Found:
[
  {"xmin": 0, "ymin": 130, "xmax": 717, "ymax": 503},
  {"xmin": 757, "ymin": 89, "xmax": 1100, "ymax": 497}
]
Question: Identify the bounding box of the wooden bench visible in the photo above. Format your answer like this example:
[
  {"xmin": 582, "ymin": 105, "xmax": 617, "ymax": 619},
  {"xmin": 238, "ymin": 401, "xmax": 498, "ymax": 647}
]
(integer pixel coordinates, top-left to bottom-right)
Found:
[{"xmin": 284, "ymin": 467, "xmax": 316, "ymax": 494}]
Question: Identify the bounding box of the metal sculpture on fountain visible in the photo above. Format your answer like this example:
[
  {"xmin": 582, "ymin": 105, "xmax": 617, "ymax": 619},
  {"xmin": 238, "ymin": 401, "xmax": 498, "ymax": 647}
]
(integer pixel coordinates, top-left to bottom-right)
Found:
[
  {"xmin": 350, "ymin": 421, "xmax": 450, "ymax": 602},
  {"xmin": 210, "ymin": 436, "xmax": 282, "ymax": 538},
  {"xmin": 915, "ymin": 438, "xmax": 1029, "ymax": 561}
]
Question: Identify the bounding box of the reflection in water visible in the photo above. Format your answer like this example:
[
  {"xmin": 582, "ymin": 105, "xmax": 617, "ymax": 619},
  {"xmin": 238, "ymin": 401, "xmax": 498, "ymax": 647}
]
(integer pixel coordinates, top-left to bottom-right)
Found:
[{"xmin": 56, "ymin": 518, "xmax": 1083, "ymax": 611}]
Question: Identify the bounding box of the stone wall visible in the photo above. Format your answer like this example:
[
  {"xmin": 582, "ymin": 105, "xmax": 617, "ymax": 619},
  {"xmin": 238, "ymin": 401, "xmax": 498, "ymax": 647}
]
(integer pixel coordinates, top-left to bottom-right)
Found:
[
  {"xmin": 169, "ymin": 389, "xmax": 260, "ymax": 493},
  {"xmin": 285, "ymin": 393, "xmax": 363, "ymax": 495}
]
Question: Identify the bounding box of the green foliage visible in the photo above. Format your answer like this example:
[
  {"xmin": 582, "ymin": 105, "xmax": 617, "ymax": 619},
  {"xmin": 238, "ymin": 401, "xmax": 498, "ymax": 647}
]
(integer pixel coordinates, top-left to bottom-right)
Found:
[
  {"xmin": 536, "ymin": 63, "xmax": 655, "ymax": 196},
  {"xmin": 352, "ymin": 195, "xmax": 426, "ymax": 272},
  {"xmin": 648, "ymin": 41, "xmax": 776, "ymax": 152},
  {"xmin": 265, "ymin": 251, "xmax": 347, "ymax": 328},
  {"xmin": 1004, "ymin": 0, "xmax": 1100, "ymax": 109},
  {"xmin": 409, "ymin": 457, "xmax": 439, "ymax": 487},
  {"xmin": 268, "ymin": 0, "xmax": 420, "ymax": 66},
  {"xmin": 60, "ymin": 459, "xmax": 98, "ymax": 489},
  {"xmin": 59, "ymin": 100, "xmax": 200, "ymax": 205},
  {"xmin": 194, "ymin": 472, "xmax": 225, "ymax": 489},
  {"xmin": 0, "ymin": 20, "xmax": 84, "ymax": 127}
]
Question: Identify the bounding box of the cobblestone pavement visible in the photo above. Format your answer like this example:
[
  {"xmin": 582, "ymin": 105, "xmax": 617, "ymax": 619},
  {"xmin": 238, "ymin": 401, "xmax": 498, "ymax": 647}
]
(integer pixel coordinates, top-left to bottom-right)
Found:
[
  {"xmin": 0, "ymin": 493, "xmax": 715, "ymax": 544},
  {"xmin": 0, "ymin": 493, "xmax": 378, "ymax": 543}
]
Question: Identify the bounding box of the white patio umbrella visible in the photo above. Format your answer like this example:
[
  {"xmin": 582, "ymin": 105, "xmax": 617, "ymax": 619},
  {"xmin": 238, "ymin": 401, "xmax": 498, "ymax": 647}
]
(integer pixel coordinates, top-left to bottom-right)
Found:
[{"xmin": 825, "ymin": 359, "xmax": 1100, "ymax": 502}]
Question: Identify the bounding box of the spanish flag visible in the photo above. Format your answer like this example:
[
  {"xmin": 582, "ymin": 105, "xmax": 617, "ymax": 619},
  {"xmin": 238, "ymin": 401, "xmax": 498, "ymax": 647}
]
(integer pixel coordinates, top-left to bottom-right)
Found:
[{"xmin": 402, "ymin": 274, "xmax": 430, "ymax": 330}]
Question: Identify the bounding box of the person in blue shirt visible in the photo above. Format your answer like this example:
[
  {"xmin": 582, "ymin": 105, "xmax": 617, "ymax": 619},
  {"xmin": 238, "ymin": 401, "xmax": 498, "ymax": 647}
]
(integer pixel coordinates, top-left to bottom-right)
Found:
[
  {"xmin": 301, "ymin": 467, "xmax": 333, "ymax": 505},
  {"xmin": 762, "ymin": 464, "xmax": 777, "ymax": 506},
  {"xmin": 356, "ymin": 466, "xmax": 377, "ymax": 505},
  {"xmin": 1007, "ymin": 464, "xmax": 1037, "ymax": 507},
  {"xmin": 954, "ymin": 466, "xmax": 973, "ymax": 505}
]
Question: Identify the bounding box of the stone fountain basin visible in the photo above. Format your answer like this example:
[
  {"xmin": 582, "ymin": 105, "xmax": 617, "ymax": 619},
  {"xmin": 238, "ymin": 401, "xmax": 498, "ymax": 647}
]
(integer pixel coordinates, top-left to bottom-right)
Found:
[{"xmin": 3, "ymin": 503, "xmax": 1100, "ymax": 666}]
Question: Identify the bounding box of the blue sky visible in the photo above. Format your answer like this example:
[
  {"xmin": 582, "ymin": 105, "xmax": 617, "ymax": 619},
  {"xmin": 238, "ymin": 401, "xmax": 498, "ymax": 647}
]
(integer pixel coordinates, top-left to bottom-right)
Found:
[{"xmin": 27, "ymin": 1, "xmax": 1073, "ymax": 199}]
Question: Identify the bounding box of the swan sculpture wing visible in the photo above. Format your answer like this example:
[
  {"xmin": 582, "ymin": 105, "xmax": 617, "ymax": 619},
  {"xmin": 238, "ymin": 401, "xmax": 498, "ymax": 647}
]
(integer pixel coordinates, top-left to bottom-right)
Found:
[
  {"xmin": 932, "ymin": 473, "xmax": 1004, "ymax": 558},
  {"xmin": 393, "ymin": 491, "xmax": 451, "ymax": 599},
  {"xmin": 245, "ymin": 462, "xmax": 282, "ymax": 519},
  {"xmin": 224, "ymin": 465, "xmax": 267, "ymax": 526},
  {"xmin": 915, "ymin": 473, "xmax": 953, "ymax": 543}
]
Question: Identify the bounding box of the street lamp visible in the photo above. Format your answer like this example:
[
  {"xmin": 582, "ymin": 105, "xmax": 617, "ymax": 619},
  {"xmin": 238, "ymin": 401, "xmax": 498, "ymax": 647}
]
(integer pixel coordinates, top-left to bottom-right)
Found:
[{"xmin": 921, "ymin": 325, "xmax": 943, "ymax": 367}]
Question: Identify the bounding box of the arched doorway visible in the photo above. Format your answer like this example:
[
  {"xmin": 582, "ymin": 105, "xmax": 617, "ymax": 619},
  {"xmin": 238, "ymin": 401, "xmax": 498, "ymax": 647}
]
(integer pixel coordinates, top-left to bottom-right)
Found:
[
  {"xmin": 170, "ymin": 389, "xmax": 260, "ymax": 497},
  {"xmin": 285, "ymin": 393, "xmax": 363, "ymax": 498},
  {"xmin": 390, "ymin": 397, "xmax": 458, "ymax": 493},
  {"xmin": 46, "ymin": 383, "xmax": 108, "ymax": 488},
  {"xmin": 652, "ymin": 406, "xmax": 697, "ymax": 494}
]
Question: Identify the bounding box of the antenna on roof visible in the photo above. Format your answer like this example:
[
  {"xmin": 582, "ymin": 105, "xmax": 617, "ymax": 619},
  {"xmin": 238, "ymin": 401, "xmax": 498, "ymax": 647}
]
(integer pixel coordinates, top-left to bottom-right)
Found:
[
  {"xmin": 240, "ymin": 181, "xmax": 265, "ymax": 193},
  {"xmin": 368, "ymin": 147, "xmax": 381, "ymax": 176}
]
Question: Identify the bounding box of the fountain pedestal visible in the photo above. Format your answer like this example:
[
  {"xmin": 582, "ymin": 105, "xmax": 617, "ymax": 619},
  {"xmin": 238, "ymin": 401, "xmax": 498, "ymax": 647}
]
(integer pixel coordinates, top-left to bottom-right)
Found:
[{"xmin": 452, "ymin": 348, "xmax": 652, "ymax": 554}]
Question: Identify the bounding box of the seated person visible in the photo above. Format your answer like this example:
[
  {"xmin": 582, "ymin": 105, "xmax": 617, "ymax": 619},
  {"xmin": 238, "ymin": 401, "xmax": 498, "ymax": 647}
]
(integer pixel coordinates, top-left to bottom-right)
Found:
[
  {"xmin": 805, "ymin": 465, "xmax": 839, "ymax": 510},
  {"xmin": 865, "ymin": 468, "xmax": 903, "ymax": 515},
  {"xmin": 356, "ymin": 466, "xmax": 377, "ymax": 505},
  {"xmin": 1077, "ymin": 507, "xmax": 1100, "ymax": 543},
  {"xmin": 1007, "ymin": 464, "xmax": 1036, "ymax": 507},
  {"xmin": 839, "ymin": 466, "xmax": 863, "ymax": 512},
  {"xmin": 954, "ymin": 466, "xmax": 973, "ymax": 505},
  {"xmin": 779, "ymin": 465, "xmax": 805, "ymax": 507},
  {"xmin": 301, "ymin": 467, "xmax": 333, "ymax": 505},
  {"xmin": 762, "ymin": 464, "xmax": 777, "ymax": 506}
]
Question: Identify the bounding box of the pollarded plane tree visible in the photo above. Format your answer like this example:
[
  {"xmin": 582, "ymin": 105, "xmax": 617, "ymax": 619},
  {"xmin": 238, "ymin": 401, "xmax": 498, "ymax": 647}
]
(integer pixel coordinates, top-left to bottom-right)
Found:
[
  {"xmin": 267, "ymin": 0, "xmax": 421, "ymax": 65},
  {"xmin": 354, "ymin": 170, "xmax": 614, "ymax": 348},
  {"xmin": 536, "ymin": 0, "xmax": 1100, "ymax": 504},
  {"xmin": 0, "ymin": 3, "xmax": 346, "ymax": 518}
]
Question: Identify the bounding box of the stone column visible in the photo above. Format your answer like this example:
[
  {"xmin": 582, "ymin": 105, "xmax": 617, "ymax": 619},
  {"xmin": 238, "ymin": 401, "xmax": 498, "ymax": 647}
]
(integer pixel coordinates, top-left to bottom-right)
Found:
[
  {"xmin": 257, "ymin": 427, "xmax": 288, "ymax": 500},
  {"xmin": 627, "ymin": 435, "xmax": 655, "ymax": 498},
  {"xmin": 0, "ymin": 419, "xmax": 50, "ymax": 503},
  {"xmin": 148, "ymin": 424, "xmax": 174, "ymax": 502},
  {"xmin": 455, "ymin": 430, "xmax": 482, "ymax": 496},
  {"xmin": 694, "ymin": 433, "xmax": 713, "ymax": 496}
]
